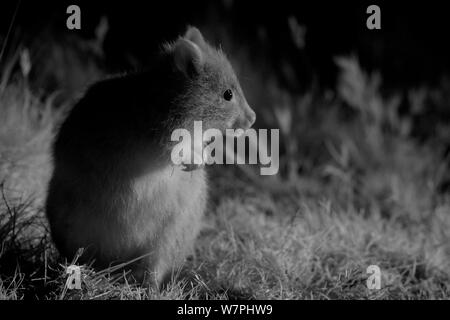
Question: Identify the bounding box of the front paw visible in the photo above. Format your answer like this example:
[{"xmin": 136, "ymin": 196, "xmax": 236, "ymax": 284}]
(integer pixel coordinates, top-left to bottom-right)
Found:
[{"xmin": 181, "ymin": 163, "xmax": 204, "ymax": 172}]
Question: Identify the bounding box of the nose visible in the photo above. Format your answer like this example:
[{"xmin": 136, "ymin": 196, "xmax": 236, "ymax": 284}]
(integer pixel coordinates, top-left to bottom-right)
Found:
[
  {"xmin": 248, "ymin": 109, "xmax": 256, "ymax": 126},
  {"xmin": 244, "ymin": 106, "xmax": 256, "ymax": 127},
  {"xmin": 233, "ymin": 104, "xmax": 256, "ymax": 130}
]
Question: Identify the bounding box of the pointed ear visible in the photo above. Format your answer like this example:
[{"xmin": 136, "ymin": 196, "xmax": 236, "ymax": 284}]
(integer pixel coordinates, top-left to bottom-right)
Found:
[
  {"xmin": 173, "ymin": 38, "xmax": 203, "ymax": 77},
  {"xmin": 184, "ymin": 26, "xmax": 206, "ymax": 48}
]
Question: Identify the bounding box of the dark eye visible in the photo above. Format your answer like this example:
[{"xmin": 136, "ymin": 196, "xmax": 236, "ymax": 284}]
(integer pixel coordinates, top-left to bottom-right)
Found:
[{"xmin": 223, "ymin": 89, "xmax": 233, "ymax": 101}]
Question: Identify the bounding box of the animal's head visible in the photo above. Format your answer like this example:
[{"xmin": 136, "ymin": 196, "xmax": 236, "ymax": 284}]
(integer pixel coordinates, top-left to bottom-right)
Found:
[{"xmin": 166, "ymin": 26, "xmax": 256, "ymax": 134}]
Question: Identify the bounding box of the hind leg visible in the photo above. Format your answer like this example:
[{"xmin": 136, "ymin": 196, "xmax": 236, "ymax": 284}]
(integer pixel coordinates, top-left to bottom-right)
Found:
[
  {"xmin": 152, "ymin": 240, "xmax": 186, "ymax": 288},
  {"xmin": 152, "ymin": 185, "xmax": 206, "ymax": 288},
  {"xmin": 152, "ymin": 223, "xmax": 199, "ymax": 288}
]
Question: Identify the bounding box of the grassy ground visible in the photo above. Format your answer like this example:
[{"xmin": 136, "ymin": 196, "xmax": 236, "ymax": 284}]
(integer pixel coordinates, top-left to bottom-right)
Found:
[{"xmin": 1, "ymin": 40, "xmax": 450, "ymax": 300}]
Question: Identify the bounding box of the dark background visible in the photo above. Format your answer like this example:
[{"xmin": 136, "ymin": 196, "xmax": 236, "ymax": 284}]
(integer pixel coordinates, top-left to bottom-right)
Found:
[{"xmin": 2, "ymin": 0, "xmax": 450, "ymax": 90}]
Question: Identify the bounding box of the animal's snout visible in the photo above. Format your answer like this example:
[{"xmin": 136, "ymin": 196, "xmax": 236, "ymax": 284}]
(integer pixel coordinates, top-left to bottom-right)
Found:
[
  {"xmin": 240, "ymin": 104, "xmax": 256, "ymax": 130},
  {"xmin": 230, "ymin": 102, "xmax": 256, "ymax": 131},
  {"xmin": 247, "ymin": 108, "xmax": 256, "ymax": 127}
]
